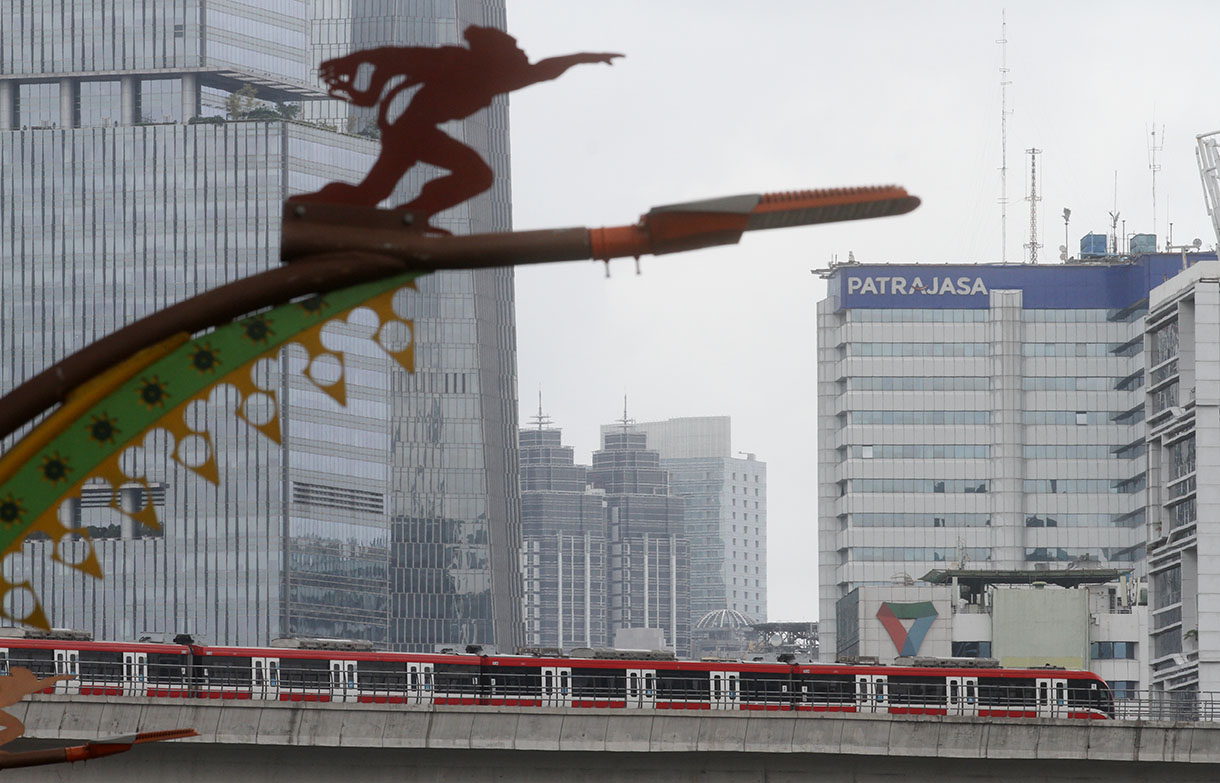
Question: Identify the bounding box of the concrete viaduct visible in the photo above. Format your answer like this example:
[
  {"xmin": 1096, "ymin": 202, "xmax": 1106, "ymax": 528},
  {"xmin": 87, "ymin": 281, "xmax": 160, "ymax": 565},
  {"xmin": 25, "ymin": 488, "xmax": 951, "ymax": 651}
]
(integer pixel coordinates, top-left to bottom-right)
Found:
[{"xmin": 7, "ymin": 695, "xmax": 1220, "ymax": 781}]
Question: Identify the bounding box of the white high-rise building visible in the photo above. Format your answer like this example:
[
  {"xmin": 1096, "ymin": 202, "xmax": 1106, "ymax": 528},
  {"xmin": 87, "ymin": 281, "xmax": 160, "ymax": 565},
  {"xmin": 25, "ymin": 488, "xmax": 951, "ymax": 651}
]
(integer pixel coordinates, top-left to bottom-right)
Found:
[
  {"xmin": 817, "ymin": 256, "xmax": 1213, "ymax": 661},
  {"xmin": 1144, "ymin": 259, "xmax": 1220, "ymax": 697}
]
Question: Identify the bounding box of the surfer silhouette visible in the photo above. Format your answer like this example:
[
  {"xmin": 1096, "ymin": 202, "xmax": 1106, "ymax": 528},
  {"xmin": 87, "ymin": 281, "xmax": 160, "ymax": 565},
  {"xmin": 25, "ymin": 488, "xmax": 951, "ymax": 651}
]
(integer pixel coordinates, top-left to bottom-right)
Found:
[
  {"xmin": 0, "ymin": 667, "xmax": 74, "ymax": 748},
  {"xmin": 292, "ymin": 26, "xmax": 622, "ymax": 233}
]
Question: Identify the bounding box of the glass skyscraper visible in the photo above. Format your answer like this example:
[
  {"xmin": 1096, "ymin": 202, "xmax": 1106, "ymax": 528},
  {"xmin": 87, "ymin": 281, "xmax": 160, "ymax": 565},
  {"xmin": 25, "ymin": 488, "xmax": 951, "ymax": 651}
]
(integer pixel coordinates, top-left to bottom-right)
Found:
[
  {"xmin": 602, "ymin": 417, "xmax": 768, "ymax": 637},
  {"xmin": 589, "ymin": 431, "xmax": 690, "ymax": 655},
  {"xmin": 518, "ymin": 419, "xmax": 609, "ymax": 649},
  {"xmin": 0, "ymin": 0, "xmax": 521, "ymax": 652}
]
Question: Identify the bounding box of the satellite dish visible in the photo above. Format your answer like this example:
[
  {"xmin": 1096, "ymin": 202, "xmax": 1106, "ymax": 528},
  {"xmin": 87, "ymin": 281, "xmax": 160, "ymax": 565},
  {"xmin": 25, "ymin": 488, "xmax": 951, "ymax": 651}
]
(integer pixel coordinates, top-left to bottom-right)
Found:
[
  {"xmin": 1058, "ymin": 245, "xmax": 1067, "ymax": 252},
  {"xmin": 769, "ymin": 633, "xmax": 784, "ymax": 647},
  {"xmin": 1193, "ymin": 238, "xmax": 1203, "ymax": 248}
]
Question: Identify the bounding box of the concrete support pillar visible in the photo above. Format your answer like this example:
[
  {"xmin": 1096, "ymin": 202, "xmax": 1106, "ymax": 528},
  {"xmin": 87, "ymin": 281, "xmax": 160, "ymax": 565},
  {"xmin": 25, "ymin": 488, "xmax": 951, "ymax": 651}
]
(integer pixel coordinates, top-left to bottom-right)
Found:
[
  {"xmin": 0, "ymin": 81, "xmax": 14, "ymax": 130},
  {"xmin": 120, "ymin": 76, "xmax": 137, "ymax": 125},
  {"xmin": 181, "ymin": 72, "xmax": 199, "ymax": 120},
  {"xmin": 58, "ymin": 77, "xmax": 76, "ymax": 129}
]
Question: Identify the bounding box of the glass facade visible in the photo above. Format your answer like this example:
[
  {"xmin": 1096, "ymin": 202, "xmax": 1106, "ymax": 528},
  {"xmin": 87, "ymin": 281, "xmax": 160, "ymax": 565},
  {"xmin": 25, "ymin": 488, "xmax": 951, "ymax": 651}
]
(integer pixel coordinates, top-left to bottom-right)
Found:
[{"xmin": 1, "ymin": 1, "xmax": 521, "ymax": 652}]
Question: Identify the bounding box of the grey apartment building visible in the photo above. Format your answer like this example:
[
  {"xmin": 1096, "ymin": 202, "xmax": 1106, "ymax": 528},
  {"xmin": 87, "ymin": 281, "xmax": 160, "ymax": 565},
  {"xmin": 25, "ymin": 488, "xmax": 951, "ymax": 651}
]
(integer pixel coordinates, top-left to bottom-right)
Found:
[
  {"xmin": 0, "ymin": 1, "xmax": 522, "ymax": 652},
  {"xmin": 816, "ymin": 256, "xmax": 1210, "ymax": 660}
]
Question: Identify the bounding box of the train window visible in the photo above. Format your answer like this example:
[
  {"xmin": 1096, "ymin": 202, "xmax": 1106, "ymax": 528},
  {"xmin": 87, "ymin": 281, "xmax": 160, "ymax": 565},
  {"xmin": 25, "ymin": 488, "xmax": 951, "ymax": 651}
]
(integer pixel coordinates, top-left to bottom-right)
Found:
[
  {"xmin": 268, "ymin": 661, "xmax": 279, "ymax": 687},
  {"xmin": 254, "ymin": 661, "xmax": 265, "ymax": 686},
  {"xmin": 1055, "ymin": 682, "xmax": 1066, "ymax": 706},
  {"xmin": 965, "ymin": 682, "xmax": 977, "ymax": 705},
  {"xmin": 712, "ymin": 675, "xmax": 721, "ymax": 700},
  {"xmin": 644, "ymin": 673, "xmax": 654, "ymax": 697},
  {"xmin": 0, "ymin": 651, "xmax": 9, "ymax": 676},
  {"xmin": 950, "ymin": 681, "xmax": 959, "ymax": 703},
  {"xmin": 544, "ymin": 671, "xmax": 554, "ymax": 693},
  {"xmin": 409, "ymin": 668, "xmax": 419, "ymax": 688},
  {"xmin": 629, "ymin": 673, "xmax": 639, "ymax": 695},
  {"xmin": 1038, "ymin": 682, "xmax": 1049, "ymax": 705},
  {"xmin": 559, "ymin": 671, "xmax": 569, "ymax": 695}
]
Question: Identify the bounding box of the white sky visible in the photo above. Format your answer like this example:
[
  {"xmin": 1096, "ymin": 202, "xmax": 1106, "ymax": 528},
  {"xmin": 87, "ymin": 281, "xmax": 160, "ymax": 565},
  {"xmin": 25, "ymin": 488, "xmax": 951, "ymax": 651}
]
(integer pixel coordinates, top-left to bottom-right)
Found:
[{"xmin": 504, "ymin": 0, "xmax": 1220, "ymax": 622}]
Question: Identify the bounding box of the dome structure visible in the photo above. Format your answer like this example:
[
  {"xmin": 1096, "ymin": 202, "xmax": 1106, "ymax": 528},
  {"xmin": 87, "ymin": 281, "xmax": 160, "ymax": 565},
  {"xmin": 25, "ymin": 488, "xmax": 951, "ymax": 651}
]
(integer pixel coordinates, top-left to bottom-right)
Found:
[{"xmin": 694, "ymin": 608, "xmax": 756, "ymax": 632}]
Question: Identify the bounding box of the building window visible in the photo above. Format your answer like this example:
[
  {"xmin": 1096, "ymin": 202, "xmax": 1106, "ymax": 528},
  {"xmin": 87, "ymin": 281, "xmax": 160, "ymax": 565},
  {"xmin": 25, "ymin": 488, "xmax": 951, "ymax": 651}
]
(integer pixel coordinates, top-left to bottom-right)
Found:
[
  {"xmin": 1076, "ymin": 411, "xmax": 1088, "ymax": 426},
  {"xmin": 1090, "ymin": 641, "xmax": 1136, "ymax": 660},
  {"xmin": 951, "ymin": 641, "xmax": 992, "ymax": 658},
  {"xmin": 1108, "ymin": 680, "xmax": 1139, "ymax": 699},
  {"xmin": 17, "ymin": 83, "xmax": 59, "ymax": 128}
]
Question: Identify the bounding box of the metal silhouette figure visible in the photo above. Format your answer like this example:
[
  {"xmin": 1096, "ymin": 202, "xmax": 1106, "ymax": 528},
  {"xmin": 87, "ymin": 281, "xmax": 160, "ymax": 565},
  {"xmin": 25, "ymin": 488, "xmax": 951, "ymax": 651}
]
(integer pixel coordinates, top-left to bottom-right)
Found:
[
  {"xmin": 0, "ymin": 667, "xmax": 74, "ymax": 748},
  {"xmin": 292, "ymin": 26, "xmax": 622, "ymax": 233}
]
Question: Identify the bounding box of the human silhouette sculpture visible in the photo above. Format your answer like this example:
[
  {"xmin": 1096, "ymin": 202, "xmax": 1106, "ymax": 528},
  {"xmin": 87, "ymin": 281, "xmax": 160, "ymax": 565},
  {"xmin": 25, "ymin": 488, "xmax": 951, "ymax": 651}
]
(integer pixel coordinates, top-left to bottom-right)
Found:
[
  {"xmin": 292, "ymin": 27, "xmax": 622, "ymax": 233},
  {"xmin": 0, "ymin": 667, "xmax": 74, "ymax": 748}
]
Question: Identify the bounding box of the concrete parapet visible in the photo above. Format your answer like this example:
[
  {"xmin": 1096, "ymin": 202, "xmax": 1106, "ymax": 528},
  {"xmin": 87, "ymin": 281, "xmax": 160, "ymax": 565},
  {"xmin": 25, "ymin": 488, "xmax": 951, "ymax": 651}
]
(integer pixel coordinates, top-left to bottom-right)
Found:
[{"xmin": 15, "ymin": 695, "xmax": 1220, "ymax": 767}]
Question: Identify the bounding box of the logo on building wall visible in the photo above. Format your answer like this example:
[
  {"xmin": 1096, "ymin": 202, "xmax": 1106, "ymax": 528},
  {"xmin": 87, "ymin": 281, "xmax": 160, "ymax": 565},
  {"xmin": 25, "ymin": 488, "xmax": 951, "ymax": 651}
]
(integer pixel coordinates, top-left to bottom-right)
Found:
[
  {"xmin": 876, "ymin": 601, "xmax": 938, "ymax": 656},
  {"xmin": 845, "ymin": 276, "xmax": 988, "ymax": 296}
]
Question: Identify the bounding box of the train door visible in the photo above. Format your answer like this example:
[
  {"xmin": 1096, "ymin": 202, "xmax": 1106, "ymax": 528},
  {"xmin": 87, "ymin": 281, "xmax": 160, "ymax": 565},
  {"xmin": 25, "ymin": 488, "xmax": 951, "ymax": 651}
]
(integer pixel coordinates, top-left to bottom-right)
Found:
[
  {"xmin": 626, "ymin": 668, "xmax": 656, "ymax": 709},
  {"xmin": 252, "ymin": 657, "xmax": 280, "ymax": 700},
  {"xmin": 1036, "ymin": 677, "xmax": 1068, "ymax": 718},
  {"xmin": 855, "ymin": 674, "xmax": 888, "ymax": 712},
  {"xmin": 122, "ymin": 652, "xmax": 147, "ymax": 696},
  {"xmin": 53, "ymin": 650, "xmax": 80, "ymax": 694},
  {"xmin": 330, "ymin": 659, "xmax": 359, "ymax": 702},
  {"xmin": 541, "ymin": 666, "xmax": 572, "ymax": 707},
  {"xmin": 407, "ymin": 662, "xmax": 434, "ymax": 704},
  {"xmin": 947, "ymin": 676, "xmax": 978, "ymax": 715},
  {"xmin": 710, "ymin": 671, "xmax": 740, "ymax": 710}
]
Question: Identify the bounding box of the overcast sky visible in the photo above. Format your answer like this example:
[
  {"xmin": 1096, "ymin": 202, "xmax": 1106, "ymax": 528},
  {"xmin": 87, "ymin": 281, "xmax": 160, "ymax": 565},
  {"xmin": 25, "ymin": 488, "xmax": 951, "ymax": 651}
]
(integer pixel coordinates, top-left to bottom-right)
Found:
[{"xmin": 503, "ymin": 1, "xmax": 1220, "ymax": 622}]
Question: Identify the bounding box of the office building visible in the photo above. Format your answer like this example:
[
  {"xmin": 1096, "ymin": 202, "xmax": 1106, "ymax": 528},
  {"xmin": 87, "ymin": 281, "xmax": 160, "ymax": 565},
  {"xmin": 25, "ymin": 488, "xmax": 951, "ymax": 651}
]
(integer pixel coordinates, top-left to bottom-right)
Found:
[
  {"xmin": 817, "ymin": 255, "xmax": 1212, "ymax": 660},
  {"xmin": 1144, "ymin": 259, "xmax": 1220, "ymax": 696},
  {"xmin": 589, "ymin": 430, "xmax": 690, "ymax": 655},
  {"xmin": 518, "ymin": 416, "xmax": 608, "ymax": 649},
  {"xmin": 0, "ymin": 1, "xmax": 522, "ymax": 652},
  {"xmin": 604, "ymin": 416, "xmax": 767, "ymax": 652}
]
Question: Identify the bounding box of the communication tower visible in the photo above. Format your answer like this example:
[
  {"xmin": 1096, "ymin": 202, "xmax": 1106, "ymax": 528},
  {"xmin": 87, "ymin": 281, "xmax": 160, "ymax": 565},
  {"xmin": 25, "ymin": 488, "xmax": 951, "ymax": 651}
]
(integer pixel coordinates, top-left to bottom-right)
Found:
[
  {"xmin": 1025, "ymin": 148, "xmax": 1042, "ymax": 264},
  {"xmin": 997, "ymin": 12, "xmax": 1012, "ymax": 263}
]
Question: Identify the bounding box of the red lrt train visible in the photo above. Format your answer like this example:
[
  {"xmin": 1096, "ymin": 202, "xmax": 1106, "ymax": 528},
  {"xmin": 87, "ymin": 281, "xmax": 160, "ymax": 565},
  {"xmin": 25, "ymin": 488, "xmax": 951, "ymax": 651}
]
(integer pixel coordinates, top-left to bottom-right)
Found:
[{"xmin": 0, "ymin": 632, "xmax": 1114, "ymax": 719}]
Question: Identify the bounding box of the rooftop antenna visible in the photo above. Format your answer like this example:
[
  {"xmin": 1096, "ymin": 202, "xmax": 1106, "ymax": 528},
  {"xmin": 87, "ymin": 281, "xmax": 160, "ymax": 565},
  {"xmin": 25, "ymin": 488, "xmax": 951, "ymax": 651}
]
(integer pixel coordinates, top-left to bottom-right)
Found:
[
  {"xmin": 530, "ymin": 387, "xmax": 553, "ymax": 430},
  {"xmin": 1109, "ymin": 171, "xmax": 1120, "ymax": 255},
  {"xmin": 1025, "ymin": 148, "xmax": 1042, "ymax": 263},
  {"xmin": 1149, "ymin": 123, "xmax": 1164, "ymax": 244},
  {"xmin": 618, "ymin": 394, "xmax": 635, "ymax": 431},
  {"xmin": 997, "ymin": 10, "xmax": 1012, "ymax": 263}
]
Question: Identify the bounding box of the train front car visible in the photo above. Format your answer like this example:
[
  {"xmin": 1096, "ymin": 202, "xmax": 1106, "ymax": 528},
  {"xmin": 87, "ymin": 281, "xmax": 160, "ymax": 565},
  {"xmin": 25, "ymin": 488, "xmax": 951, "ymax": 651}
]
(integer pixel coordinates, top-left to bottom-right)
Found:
[{"xmin": 794, "ymin": 662, "xmax": 1114, "ymax": 719}]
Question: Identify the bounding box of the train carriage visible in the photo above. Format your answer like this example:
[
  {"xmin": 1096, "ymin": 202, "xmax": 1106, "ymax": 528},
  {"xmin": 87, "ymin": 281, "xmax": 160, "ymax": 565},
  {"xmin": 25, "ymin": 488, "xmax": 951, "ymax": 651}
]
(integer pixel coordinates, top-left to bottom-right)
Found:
[
  {"xmin": 0, "ymin": 630, "xmax": 1115, "ymax": 719},
  {"xmin": 0, "ymin": 631, "xmax": 191, "ymax": 698}
]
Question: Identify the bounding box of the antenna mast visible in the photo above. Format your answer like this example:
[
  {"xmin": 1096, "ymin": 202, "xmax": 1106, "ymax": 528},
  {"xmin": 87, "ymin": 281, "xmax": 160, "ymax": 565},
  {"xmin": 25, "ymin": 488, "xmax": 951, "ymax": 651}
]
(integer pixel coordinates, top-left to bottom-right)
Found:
[
  {"xmin": 530, "ymin": 387, "xmax": 552, "ymax": 430},
  {"xmin": 997, "ymin": 11, "xmax": 1012, "ymax": 263},
  {"xmin": 1025, "ymin": 148, "xmax": 1042, "ymax": 263},
  {"xmin": 618, "ymin": 395, "xmax": 635, "ymax": 431},
  {"xmin": 1149, "ymin": 124, "xmax": 1164, "ymax": 245},
  {"xmin": 1109, "ymin": 172, "xmax": 1120, "ymax": 255}
]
